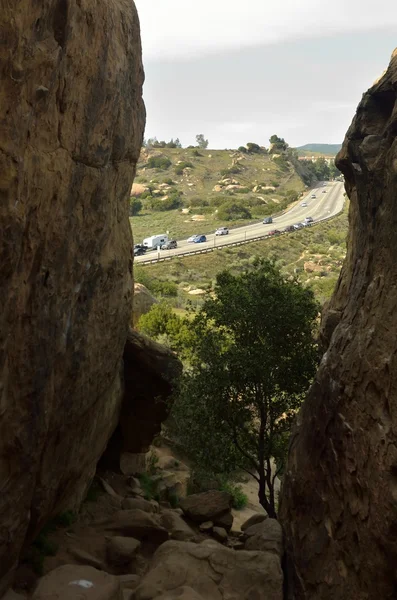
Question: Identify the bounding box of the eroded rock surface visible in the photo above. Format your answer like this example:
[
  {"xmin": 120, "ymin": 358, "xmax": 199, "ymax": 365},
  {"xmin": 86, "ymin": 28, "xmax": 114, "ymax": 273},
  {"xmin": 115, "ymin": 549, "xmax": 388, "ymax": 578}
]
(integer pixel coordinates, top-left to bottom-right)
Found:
[
  {"xmin": 280, "ymin": 50, "xmax": 397, "ymax": 599},
  {"xmin": 134, "ymin": 539, "xmax": 283, "ymax": 600},
  {"xmin": 0, "ymin": 1, "xmax": 144, "ymax": 593}
]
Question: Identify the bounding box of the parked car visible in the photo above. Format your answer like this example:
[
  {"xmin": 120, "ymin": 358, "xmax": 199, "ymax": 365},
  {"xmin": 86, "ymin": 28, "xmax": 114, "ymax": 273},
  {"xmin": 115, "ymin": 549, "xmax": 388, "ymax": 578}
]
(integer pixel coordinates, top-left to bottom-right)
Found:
[
  {"xmin": 300, "ymin": 202, "xmax": 308, "ymax": 207},
  {"xmin": 268, "ymin": 229, "xmax": 281, "ymax": 236},
  {"xmin": 263, "ymin": 217, "xmax": 273, "ymax": 224},
  {"xmin": 194, "ymin": 235, "xmax": 207, "ymax": 243},
  {"xmin": 305, "ymin": 216, "xmax": 313, "ymax": 223},
  {"xmin": 293, "ymin": 223, "xmax": 304, "ymax": 230},
  {"xmin": 161, "ymin": 239, "xmax": 177, "ymax": 250},
  {"xmin": 134, "ymin": 246, "xmax": 146, "ymax": 256},
  {"xmin": 215, "ymin": 227, "xmax": 229, "ymax": 236},
  {"xmin": 284, "ymin": 225, "xmax": 295, "ymax": 232},
  {"xmin": 187, "ymin": 234, "xmax": 198, "ymax": 243}
]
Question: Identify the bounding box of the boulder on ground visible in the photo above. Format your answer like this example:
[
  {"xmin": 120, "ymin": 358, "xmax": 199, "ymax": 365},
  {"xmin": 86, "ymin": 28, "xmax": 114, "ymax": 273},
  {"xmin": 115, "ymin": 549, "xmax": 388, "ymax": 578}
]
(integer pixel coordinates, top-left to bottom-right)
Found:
[
  {"xmin": 180, "ymin": 491, "xmax": 232, "ymax": 523},
  {"xmin": 106, "ymin": 536, "xmax": 141, "ymax": 566},
  {"xmin": 99, "ymin": 509, "xmax": 169, "ymax": 545},
  {"xmin": 199, "ymin": 522, "xmax": 213, "ymax": 533},
  {"xmin": 160, "ymin": 510, "xmax": 196, "ymax": 541},
  {"xmin": 214, "ymin": 511, "xmax": 233, "ymax": 532},
  {"xmin": 134, "ymin": 539, "xmax": 283, "ymax": 600},
  {"xmin": 212, "ymin": 527, "xmax": 228, "ymax": 543},
  {"xmin": 241, "ymin": 513, "xmax": 267, "ymax": 532},
  {"xmin": 32, "ymin": 565, "xmax": 120, "ymax": 600},
  {"xmin": 121, "ymin": 498, "xmax": 159, "ymax": 513},
  {"xmin": 244, "ymin": 519, "xmax": 283, "ymax": 557}
]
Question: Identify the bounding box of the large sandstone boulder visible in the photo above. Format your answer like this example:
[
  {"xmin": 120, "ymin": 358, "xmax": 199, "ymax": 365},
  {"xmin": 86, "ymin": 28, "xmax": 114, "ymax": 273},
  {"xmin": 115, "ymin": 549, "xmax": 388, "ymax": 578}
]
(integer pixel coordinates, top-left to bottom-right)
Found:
[
  {"xmin": 32, "ymin": 566, "xmax": 120, "ymax": 600},
  {"xmin": 244, "ymin": 519, "xmax": 283, "ymax": 557},
  {"xmin": 280, "ymin": 50, "xmax": 397, "ymax": 599},
  {"xmin": 132, "ymin": 283, "xmax": 157, "ymax": 328},
  {"xmin": 99, "ymin": 509, "xmax": 169, "ymax": 545},
  {"xmin": 180, "ymin": 491, "xmax": 232, "ymax": 523},
  {"xmin": 134, "ymin": 539, "xmax": 283, "ymax": 600},
  {"xmin": 0, "ymin": 1, "xmax": 144, "ymax": 593}
]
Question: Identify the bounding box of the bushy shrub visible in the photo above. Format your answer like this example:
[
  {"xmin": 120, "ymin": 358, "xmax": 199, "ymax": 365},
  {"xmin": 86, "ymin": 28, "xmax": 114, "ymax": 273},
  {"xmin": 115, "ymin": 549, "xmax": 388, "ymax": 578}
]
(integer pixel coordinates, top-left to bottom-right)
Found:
[
  {"xmin": 147, "ymin": 156, "xmax": 172, "ymax": 170},
  {"xmin": 220, "ymin": 166, "xmax": 240, "ymax": 176},
  {"xmin": 219, "ymin": 481, "xmax": 248, "ymax": 510},
  {"xmin": 189, "ymin": 196, "xmax": 209, "ymax": 208},
  {"xmin": 246, "ymin": 142, "xmax": 261, "ymax": 154},
  {"xmin": 217, "ymin": 201, "xmax": 252, "ymax": 221},
  {"xmin": 151, "ymin": 280, "xmax": 178, "ymax": 297},
  {"xmin": 175, "ymin": 161, "xmax": 194, "ymax": 175},
  {"xmin": 130, "ymin": 197, "xmax": 143, "ymax": 215},
  {"xmin": 150, "ymin": 194, "xmax": 182, "ymax": 211}
]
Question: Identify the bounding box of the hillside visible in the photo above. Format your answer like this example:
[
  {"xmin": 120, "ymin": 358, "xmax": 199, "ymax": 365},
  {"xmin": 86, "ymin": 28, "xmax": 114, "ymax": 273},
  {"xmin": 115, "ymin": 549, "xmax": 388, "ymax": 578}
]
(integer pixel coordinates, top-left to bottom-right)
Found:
[
  {"xmin": 297, "ymin": 143, "xmax": 341, "ymax": 156},
  {"xmin": 130, "ymin": 147, "xmax": 308, "ymax": 243},
  {"xmin": 135, "ymin": 204, "xmax": 348, "ymax": 308}
]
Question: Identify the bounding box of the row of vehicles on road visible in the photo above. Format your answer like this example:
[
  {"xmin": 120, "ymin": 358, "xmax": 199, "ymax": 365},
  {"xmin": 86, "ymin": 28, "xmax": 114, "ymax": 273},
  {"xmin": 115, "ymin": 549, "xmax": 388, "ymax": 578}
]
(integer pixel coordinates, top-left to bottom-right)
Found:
[{"xmin": 134, "ymin": 209, "xmax": 316, "ymax": 257}]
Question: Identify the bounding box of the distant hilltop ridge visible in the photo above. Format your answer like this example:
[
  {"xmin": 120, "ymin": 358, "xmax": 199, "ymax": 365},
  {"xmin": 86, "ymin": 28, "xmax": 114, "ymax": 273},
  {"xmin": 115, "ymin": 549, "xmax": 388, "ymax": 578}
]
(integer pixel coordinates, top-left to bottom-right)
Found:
[{"xmin": 297, "ymin": 143, "xmax": 342, "ymax": 156}]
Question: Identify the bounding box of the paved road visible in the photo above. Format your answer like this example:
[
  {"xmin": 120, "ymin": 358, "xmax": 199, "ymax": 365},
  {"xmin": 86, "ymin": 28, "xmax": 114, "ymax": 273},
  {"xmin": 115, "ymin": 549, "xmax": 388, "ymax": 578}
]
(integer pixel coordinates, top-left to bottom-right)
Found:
[{"xmin": 135, "ymin": 181, "xmax": 345, "ymax": 264}]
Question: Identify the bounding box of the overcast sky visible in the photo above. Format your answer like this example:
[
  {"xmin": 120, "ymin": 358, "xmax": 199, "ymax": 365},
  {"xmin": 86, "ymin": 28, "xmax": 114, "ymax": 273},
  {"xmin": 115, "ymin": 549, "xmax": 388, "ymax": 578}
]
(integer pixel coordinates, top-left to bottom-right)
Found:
[{"xmin": 134, "ymin": 0, "xmax": 396, "ymax": 149}]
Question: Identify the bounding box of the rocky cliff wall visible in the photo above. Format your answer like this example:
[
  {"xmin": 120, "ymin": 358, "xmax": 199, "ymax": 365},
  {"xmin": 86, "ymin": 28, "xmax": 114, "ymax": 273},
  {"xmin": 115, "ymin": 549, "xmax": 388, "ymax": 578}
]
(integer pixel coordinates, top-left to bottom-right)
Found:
[
  {"xmin": 0, "ymin": 1, "xmax": 145, "ymax": 592},
  {"xmin": 280, "ymin": 50, "xmax": 397, "ymax": 599}
]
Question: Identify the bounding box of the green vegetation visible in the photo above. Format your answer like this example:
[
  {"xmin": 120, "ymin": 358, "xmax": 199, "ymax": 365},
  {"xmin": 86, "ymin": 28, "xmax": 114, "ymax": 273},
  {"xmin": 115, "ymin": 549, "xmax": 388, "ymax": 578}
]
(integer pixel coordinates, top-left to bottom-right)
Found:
[
  {"xmin": 147, "ymin": 156, "xmax": 172, "ymax": 170},
  {"xmin": 130, "ymin": 197, "xmax": 143, "ymax": 216},
  {"xmin": 134, "ymin": 206, "xmax": 348, "ymax": 310},
  {"xmin": 139, "ymin": 473, "xmax": 160, "ymax": 502},
  {"xmin": 131, "ymin": 143, "xmax": 307, "ymax": 243},
  {"xmin": 217, "ymin": 201, "xmax": 252, "ymax": 221},
  {"xmin": 196, "ymin": 134, "xmax": 209, "ymax": 149},
  {"xmin": 166, "ymin": 260, "xmax": 319, "ymax": 518},
  {"xmin": 220, "ymin": 481, "xmax": 248, "ymax": 510}
]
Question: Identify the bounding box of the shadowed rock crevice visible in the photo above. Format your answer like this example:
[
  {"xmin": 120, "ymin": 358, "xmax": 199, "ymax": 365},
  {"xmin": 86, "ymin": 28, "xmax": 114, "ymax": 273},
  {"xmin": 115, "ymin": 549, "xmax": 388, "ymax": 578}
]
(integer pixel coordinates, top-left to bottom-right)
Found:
[{"xmin": 280, "ymin": 50, "xmax": 397, "ymax": 600}]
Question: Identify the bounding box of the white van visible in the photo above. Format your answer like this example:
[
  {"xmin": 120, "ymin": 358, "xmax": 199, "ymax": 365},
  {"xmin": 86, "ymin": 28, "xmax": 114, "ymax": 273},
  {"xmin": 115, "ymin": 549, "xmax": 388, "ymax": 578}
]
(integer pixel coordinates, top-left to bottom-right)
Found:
[{"xmin": 143, "ymin": 234, "xmax": 169, "ymax": 249}]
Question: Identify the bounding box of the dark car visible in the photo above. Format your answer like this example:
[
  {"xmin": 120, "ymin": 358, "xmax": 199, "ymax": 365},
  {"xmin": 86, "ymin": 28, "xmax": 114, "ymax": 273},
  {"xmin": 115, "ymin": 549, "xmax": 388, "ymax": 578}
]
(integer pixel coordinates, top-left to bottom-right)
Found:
[
  {"xmin": 284, "ymin": 225, "xmax": 295, "ymax": 232},
  {"xmin": 268, "ymin": 229, "xmax": 281, "ymax": 236},
  {"xmin": 194, "ymin": 234, "xmax": 207, "ymax": 243},
  {"xmin": 161, "ymin": 239, "xmax": 178, "ymax": 250},
  {"xmin": 134, "ymin": 245, "xmax": 146, "ymax": 256},
  {"xmin": 263, "ymin": 217, "xmax": 273, "ymax": 224}
]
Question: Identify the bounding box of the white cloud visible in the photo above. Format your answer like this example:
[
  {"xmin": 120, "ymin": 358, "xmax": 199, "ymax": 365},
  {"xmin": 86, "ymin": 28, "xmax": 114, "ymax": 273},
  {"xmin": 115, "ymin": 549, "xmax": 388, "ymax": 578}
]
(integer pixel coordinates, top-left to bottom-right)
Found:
[{"xmin": 135, "ymin": 0, "xmax": 397, "ymax": 61}]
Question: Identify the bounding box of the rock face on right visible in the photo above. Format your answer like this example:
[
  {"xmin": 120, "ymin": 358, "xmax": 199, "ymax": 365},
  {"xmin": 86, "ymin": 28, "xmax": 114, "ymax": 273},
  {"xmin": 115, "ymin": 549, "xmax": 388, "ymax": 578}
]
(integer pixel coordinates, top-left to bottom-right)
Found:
[{"xmin": 280, "ymin": 50, "xmax": 397, "ymax": 599}]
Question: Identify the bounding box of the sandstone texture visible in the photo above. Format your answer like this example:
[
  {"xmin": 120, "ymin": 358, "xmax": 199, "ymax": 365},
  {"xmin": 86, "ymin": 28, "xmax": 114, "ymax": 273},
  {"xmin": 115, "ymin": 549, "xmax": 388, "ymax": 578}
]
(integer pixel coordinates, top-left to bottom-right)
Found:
[
  {"xmin": 180, "ymin": 491, "xmax": 232, "ymax": 523},
  {"xmin": 0, "ymin": 1, "xmax": 144, "ymax": 592},
  {"xmin": 280, "ymin": 50, "xmax": 397, "ymax": 599},
  {"xmin": 32, "ymin": 566, "xmax": 120, "ymax": 600},
  {"xmin": 134, "ymin": 539, "xmax": 283, "ymax": 600},
  {"xmin": 132, "ymin": 283, "xmax": 157, "ymax": 328}
]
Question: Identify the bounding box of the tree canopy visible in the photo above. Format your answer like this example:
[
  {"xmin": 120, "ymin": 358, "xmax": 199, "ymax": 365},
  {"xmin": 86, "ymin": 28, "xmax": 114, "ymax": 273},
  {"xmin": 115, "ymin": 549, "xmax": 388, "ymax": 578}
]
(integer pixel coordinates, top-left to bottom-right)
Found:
[{"xmin": 169, "ymin": 260, "xmax": 319, "ymax": 517}]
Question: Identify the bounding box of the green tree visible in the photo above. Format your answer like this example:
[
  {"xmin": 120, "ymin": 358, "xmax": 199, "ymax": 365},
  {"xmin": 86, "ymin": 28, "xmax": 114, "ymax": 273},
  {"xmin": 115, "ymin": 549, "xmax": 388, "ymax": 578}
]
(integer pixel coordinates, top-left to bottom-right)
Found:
[
  {"xmin": 269, "ymin": 135, "xmax": 288, "ymax": 154},
  {"xmin": 196, "ymin": 134, "xmax": 209, "ymax": 149},
  {"xmin": 139, "ymin": 302, "xmax": 193, "ymax": 354},
  {"xmin": 130, "ymin": 197, "xmax": 143, "ymax": 216},
  {"xmin": 170, "ymin": 260, "xmax": 319, "ymax": 518},
  {"xmin": 217, "ymin": 201, "xmax": 251, "ymax": 221}
]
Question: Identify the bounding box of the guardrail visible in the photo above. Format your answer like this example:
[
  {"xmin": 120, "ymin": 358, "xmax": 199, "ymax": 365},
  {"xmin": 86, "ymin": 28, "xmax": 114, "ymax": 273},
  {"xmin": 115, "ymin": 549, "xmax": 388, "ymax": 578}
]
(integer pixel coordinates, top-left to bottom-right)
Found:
[{"xmin": 137, "ymin": 206, "xmax": 344, "ymax": 266}]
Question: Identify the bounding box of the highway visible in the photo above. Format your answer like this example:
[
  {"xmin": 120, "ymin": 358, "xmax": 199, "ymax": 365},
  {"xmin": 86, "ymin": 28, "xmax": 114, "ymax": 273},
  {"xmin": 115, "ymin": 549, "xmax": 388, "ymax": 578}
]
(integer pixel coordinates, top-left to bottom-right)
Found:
[{"xmin": 135, "ymin": 181, "xmax": 345, "ymax": 264}]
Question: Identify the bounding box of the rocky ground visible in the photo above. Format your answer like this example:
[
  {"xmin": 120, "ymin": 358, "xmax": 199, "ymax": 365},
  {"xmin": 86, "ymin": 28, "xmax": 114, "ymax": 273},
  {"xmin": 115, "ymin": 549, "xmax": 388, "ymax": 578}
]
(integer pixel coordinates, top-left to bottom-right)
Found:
[{"xmin": 10, "ymin": 448, "xmax": 283, "ymax": 600}]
